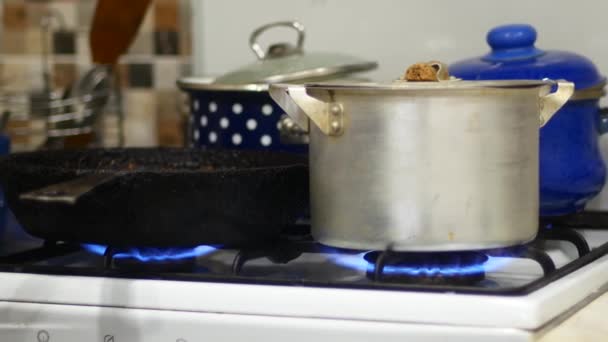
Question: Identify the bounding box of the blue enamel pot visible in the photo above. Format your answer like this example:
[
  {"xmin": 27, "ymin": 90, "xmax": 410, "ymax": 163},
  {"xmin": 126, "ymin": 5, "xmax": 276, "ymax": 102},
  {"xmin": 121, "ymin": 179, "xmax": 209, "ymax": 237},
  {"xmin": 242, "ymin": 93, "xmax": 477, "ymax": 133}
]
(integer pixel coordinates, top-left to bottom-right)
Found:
[
  {"xmin": 450, "ymin": 24, "xmax": 607, "ymax": 217},
  {"xmin": 177, "ymin": 81, "xmax": 308, "ymax": 153},
  {"xmin": 178, "ymin": 21, "xmax": 376, "ymax": 153}
]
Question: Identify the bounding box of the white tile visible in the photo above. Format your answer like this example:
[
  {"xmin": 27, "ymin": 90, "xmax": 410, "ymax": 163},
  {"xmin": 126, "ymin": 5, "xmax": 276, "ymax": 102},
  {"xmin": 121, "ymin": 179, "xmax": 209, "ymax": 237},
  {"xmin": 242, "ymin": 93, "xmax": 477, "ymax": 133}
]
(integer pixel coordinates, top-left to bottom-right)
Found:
[
  {"xmin": 123, "ymin": 89, "xmax": 158, "ymax": 146},
  {"xmin": 48, "ymin": 2, "xmax": 77, "ymax": 30},
  {"xmin": 76, "ymin": 32, "xmax": 91, "ymax": 64},
  {"xmin": 153, "ymin": 59, "xmax": 179, "ymax": 89}
]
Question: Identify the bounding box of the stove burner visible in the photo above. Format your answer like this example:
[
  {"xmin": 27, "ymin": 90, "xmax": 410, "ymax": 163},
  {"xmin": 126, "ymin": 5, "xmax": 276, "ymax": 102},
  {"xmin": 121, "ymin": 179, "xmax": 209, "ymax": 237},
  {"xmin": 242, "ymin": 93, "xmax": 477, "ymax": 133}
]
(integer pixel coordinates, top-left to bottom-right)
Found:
[
  {"xmin": 82, "ymin": 244, "xmax": 218, "ymax": 262},
  {"xmin": 363, "ymin": 251, "xmax": 489, "ymax": 285},
  {"xmin": 82, "ymin": 244, "xmax": 218, "ymax": 271}
]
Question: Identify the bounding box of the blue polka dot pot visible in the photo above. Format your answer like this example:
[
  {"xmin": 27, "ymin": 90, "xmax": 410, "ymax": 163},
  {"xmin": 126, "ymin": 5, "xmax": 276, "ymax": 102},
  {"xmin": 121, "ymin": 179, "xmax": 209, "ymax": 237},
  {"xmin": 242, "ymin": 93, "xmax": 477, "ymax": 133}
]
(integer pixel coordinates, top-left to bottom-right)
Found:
[
  {"xmin": 177, "ymin": 21, "xmax": 376, "ymax": 154},
  {"xmin": 178, "ymin": 82, "xmax": 308, "ymax": 154}
]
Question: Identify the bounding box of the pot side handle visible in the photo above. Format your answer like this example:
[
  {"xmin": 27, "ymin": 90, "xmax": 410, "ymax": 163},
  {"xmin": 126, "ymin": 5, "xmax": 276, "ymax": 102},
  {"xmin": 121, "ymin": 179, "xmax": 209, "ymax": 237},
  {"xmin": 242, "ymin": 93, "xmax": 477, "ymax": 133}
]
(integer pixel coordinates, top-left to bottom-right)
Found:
[
  {"xmin": 269, "ymin": 84, "xmax": 312, "ymax": 133},
  {"xmin": 539, "ymin": 80, "xmax": 575, "ymax": 127},
  {"xmin": 269, "ymin": 84, "xmax": 344, "ymax": 136}
]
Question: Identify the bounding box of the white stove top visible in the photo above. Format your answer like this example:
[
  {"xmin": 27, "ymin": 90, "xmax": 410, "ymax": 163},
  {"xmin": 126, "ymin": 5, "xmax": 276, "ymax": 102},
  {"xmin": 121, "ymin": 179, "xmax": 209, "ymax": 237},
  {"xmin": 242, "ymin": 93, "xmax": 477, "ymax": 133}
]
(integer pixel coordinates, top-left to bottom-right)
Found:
[{"xmin": 0, "ymin": 213, "xmax": 606, "ymax": 342}]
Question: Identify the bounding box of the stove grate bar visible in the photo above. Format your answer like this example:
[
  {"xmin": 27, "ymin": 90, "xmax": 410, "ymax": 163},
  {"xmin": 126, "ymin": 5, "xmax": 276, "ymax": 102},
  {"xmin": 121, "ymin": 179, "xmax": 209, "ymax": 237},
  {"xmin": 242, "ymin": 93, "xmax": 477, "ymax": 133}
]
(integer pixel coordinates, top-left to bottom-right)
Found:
[
  {"xmin": 103, "ymin": 246, "xmax": 116, "ymax": 269},
  {"xmin": 537, "ymin": 228, "xmax": 590, "ymax": 257},
  {"xmin": 518, "ymin": 246, "xmax": 556, "ymax": 274},
  {"xmin": 229, "ymin": 239, "xmax": 359, "ymax": 275},
  {"xmin": 372, "ymin": 250, "xmax": 390, "ymax": 281},
  {"xmin": 484, "ymin": 244, "xmax": 556, "ymax": 275}
]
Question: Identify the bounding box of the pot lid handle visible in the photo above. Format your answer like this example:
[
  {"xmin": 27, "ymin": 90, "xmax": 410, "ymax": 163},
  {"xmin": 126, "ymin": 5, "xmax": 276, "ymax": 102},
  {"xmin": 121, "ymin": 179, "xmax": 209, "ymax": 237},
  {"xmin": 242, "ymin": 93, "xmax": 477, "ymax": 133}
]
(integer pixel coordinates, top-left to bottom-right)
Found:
[
  {"xmin": 483, "ymin": 24, "xmax": 545, "ymax": 62},
  {"xmin": 249, "ymin": 21, "xmax": 305, "ymax": 60}
]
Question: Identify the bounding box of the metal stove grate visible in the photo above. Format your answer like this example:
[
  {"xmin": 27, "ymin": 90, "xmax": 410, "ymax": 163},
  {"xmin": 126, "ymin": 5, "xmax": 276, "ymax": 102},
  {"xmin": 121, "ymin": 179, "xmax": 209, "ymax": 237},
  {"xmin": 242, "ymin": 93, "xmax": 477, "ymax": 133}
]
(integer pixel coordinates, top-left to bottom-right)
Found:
[{"xmin": 0, "ymin": 223, "xmax": 606, "ymax": 296}]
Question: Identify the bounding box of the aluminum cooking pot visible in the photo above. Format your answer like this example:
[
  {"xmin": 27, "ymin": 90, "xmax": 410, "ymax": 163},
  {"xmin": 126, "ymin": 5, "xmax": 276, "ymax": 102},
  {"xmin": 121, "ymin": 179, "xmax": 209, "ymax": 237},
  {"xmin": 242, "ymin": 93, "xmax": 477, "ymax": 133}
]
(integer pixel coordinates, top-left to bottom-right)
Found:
[
  {"xmin": 177, "ymin": 21, "xmax": 377, "ymax": 153},
  {"xmin": 270, "ymin": 76, "xmax": 574, "ymax": 251},
  {"xmin": 450, "ymin": 24, "xmax": 607, "ymax": 217}
]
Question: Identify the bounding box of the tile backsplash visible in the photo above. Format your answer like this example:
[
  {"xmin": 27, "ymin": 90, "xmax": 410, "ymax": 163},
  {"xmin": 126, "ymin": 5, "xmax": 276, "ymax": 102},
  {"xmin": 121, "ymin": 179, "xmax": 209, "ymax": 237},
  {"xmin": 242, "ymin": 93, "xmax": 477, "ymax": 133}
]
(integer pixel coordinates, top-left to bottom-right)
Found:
[{"xmin": 0, "ymin": 0, "xmax": 192, "ymax": 150}]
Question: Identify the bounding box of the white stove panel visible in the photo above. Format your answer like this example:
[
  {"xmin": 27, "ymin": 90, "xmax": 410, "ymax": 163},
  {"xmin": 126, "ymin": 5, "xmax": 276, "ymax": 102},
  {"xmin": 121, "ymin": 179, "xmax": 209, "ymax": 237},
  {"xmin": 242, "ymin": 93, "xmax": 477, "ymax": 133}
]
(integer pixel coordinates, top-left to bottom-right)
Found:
[
  {"xmin": 0, "ymin": 253, "xmax": 606, "ymax": 331},
  {"xmin": 0, "ymin": 224, "xmax": 606, "ymax": 341},
  {"xmin": 0, "ymin": 301, "xmax": 533, "ymax": 342}
]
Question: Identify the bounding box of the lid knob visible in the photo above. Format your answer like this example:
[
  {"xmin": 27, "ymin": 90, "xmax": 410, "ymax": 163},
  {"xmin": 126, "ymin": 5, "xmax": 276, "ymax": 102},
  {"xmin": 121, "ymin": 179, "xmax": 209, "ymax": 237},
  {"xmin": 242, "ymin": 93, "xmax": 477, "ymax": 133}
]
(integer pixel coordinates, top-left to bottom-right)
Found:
[
  {"xmin": 483, "ymin": 24, "xmax": 545, "ymax": 62},
  {"xmin": 249, "ymin": 21, "xmax": 305, "ymax": 60},
  {"xmin": 487, "ymin": 24, "xmax": 536, "ymax": 50}
]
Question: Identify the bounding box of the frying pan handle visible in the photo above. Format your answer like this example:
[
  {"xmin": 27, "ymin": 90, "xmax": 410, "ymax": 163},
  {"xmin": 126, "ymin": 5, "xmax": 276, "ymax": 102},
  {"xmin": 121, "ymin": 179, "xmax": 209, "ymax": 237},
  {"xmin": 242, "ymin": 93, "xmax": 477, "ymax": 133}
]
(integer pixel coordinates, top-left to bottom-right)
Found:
[{"xmin": 19, "ymin": 174, "xmax": 116, "ymax": 205}]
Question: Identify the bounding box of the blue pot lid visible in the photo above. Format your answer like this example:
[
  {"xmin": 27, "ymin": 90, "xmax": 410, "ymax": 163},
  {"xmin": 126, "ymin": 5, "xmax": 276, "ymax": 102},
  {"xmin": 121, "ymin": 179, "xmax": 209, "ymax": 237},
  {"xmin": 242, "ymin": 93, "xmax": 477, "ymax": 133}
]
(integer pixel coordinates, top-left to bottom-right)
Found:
[{"xmin": 450, "ymin": 24, "xmax": 604, "ymax": 91}]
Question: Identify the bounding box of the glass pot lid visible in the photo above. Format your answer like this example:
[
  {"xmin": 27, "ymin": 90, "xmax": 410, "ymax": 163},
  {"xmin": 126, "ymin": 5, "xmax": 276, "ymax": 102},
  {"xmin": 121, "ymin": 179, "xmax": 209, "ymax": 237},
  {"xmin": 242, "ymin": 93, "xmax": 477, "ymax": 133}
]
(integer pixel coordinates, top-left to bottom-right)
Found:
[{"xmin": 211, "ymin": 21, "xmax": 378, "ymax": 85}]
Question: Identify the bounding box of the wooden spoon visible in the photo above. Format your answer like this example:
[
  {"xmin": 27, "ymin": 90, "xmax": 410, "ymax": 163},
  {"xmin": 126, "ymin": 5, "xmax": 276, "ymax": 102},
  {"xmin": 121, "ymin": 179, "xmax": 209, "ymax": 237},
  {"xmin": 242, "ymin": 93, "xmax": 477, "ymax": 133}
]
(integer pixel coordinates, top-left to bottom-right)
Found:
[{"xmin": 90, "ymin": 0, "xmax": 153, "ymax": 65}]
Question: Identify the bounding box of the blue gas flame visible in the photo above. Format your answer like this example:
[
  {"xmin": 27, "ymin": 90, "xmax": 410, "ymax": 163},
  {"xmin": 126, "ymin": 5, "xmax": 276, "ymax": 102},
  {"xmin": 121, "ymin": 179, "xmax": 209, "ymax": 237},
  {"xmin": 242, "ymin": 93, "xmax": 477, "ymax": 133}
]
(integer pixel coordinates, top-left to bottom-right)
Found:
[
  {"xmin": 82, "ymin": 244, "xmax": 108, "ymax": 256},
  {"xmin": 331, "ymin": 252, "xmax": 509, "ymax": 277},
  {"xmin": 81, "ymin": 244, "xmax": 218, "ymax": 262}
]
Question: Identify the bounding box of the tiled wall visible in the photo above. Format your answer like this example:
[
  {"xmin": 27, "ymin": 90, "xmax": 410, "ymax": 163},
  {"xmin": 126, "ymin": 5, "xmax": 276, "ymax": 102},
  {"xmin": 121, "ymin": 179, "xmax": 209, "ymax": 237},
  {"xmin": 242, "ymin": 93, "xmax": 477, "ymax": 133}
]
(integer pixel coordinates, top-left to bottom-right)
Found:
[{"xmin": 0, "ymin": 0, "xmax": 192, "ymax": 150}]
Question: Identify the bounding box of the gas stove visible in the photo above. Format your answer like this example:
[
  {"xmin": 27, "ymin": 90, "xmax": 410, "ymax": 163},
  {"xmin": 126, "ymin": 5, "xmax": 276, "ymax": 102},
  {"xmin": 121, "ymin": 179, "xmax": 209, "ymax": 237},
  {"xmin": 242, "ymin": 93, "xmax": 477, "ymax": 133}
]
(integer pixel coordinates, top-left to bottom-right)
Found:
[{"xmin": 0, "ymin": 212, "xmax": 607, "ymax": 341}]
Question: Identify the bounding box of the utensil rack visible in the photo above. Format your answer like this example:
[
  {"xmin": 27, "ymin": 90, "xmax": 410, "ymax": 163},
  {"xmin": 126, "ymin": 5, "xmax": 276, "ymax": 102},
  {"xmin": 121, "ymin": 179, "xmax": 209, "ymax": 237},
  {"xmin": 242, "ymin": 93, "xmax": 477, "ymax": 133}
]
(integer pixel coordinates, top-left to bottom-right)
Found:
[{"xmin": 0, "ymin": 10, "xmax": 124, "ymax": 150}]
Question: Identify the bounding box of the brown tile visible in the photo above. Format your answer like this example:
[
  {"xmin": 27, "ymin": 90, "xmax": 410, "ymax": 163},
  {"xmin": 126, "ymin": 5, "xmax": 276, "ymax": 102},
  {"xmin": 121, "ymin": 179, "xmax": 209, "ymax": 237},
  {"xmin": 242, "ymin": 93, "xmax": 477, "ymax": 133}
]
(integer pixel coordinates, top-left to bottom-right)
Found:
[
  {"xmin": 114, "ymin": 63, "xmax": 130, "ymax": 88},
  {"xmin": 155, "ymin": 90, "xmax": 179, "ymax": 119},
  {"xmin": 3, "ymin": 1, "xmax": 27, "ymax": 31},
  {"xmin": 52, "ymin": 63, "xmax": 77, "ymax": 90},
  {"xmin": 1, "ymin": 30, "xmax": 26, "ymax": 54},
  {"xmin": 6, "ymin": 119, "xmax": 31, "ymax": 147},
  {"xmin": 154, "ymin": 0, "xmax": 178, "ymax": 31},
  {"xmin": 25, "ymin": 1, "xmax": 50, "ymax": 28},
  {"xmin": 0, "ymin": 62, "xmax": 28, "ymax": 91},
  {"xmin": 24, "ymin": 28, "xmax": 43, "ymax": 54},
  {"xmin": 157, "ymin": 117, "xmax": 184, "ymax": 146}
]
